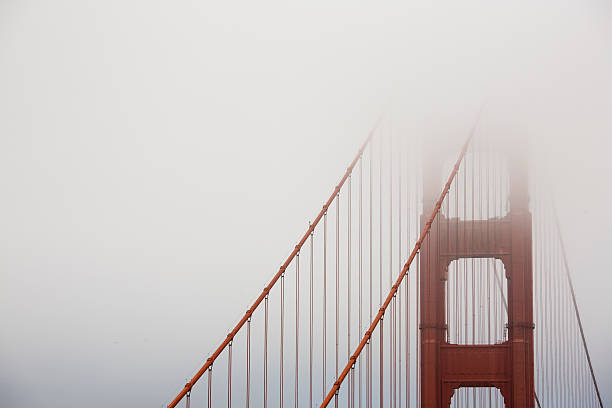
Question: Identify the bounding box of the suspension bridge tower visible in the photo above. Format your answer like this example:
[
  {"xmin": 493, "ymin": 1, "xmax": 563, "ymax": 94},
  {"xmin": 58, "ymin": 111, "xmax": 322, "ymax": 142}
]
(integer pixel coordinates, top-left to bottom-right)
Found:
[{"xmin": 419, "ymin": 140, "xmax": 535, "ymax": 407}]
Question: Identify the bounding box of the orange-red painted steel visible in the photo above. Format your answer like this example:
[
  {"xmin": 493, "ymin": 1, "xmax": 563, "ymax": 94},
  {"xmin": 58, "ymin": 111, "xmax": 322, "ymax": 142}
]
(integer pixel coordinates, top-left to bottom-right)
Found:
[
  {"xmin": 319, "ymin": 131, "xmax": 474, "ymax": 407},
  {"xmin": 420, "ymin": 141, "xmax": 534, "ymax": 407},
  {"xmin": 166, "ymin": 127, "xmax": 377, "ymax": 408}
]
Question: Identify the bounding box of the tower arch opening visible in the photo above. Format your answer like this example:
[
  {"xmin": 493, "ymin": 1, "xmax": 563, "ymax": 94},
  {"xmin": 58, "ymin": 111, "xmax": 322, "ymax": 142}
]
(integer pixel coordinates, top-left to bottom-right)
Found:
[
  {"xmin": 449, "ymin": 386, "xmax": 506, "ymax": 408},
  {"xmin": 445, "ymin": 258, "xmax": 508, "ymax": 345}
]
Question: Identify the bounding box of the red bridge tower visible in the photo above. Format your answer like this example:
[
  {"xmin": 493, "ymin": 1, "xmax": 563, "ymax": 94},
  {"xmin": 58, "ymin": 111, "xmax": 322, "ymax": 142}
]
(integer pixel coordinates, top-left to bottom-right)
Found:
[{"xmin": 419, "ymin": 144, "xmax": 534, "ymax": 407}]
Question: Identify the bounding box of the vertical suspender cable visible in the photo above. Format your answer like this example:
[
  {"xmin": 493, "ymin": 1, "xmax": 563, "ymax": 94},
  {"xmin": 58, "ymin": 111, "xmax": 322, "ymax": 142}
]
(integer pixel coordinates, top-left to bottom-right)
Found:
[
  {"xmin": 380, "ymin": 134, "xmax": 383, "ymax": 309},
  {"xmin": 546, "ymin": 210, "xmax": 551, "ymax": 404},
  {"xmin": 536, "ymin": 183, "xmax": 543, "ymax": 403},
  {"xmin": 380, "ymin": 316, "xmax": 384, "ymax": 408},
  {"xmin": 560, "ymin": 240, "xmax": 567, "ymax": 407},
  {"xmin": 416, "ymin": 250, "xmax": 420, "ymax": 407},
  {"xmin": 455, "ymin": 155, "xmax": 460, "ymax": 347},
  {"xmin": 246, "ymin": 318, "xmax": 251, "ymax": 408},
  {"xmin": 323, "ymin": 211, "xmax": 328, "ymax": 401},
  {"xmin": 296, "ymin": 253, "xmax": 300, "ymax": 408},
  {"xmin": 359, "ymin": 155, "xmax": 363, "ymax": 408},
  {"xmin": 493, "ymin": 156, "xmax": 499, "ymax": 408},
  {"xmin": 575, "ymin": 306, "xmax": 580, "ymax": 405},
  {"xmin": 478, "ymin": 138, "xmax": 484, "ymax": 404},
  {"xmin": 554, "ymin": 230, "xmax": 565, "ymax": 407},
  {"xmin": 336, "ymin": 193, "xmax": 340, "ymax": 382},
  {"xmin": 569, "ymin": 284, "xmax": 578, "ymax": 406},
  {"xmin": 463, "ymin": 144, "xmax": 468, "ymax": 408},
  {"xmin": 555, "ymin": 230, "xmax": 560, "ymax": 406},
  {"xmin": 398, "ymin": 140, "xmax": 402, "ymax": 408},
  {"xmin": 310, "ymin": 229, "xmax": 314, "ymax": 408},
  {"xmin": 369, "ymin": 141, "xmax": 373, "ymax": 408},
  {"xmin": 445, "ymin": 189, "xmax": 450, "ymax": 344},
  {"xmin": 553, "ymin": 206, "xmax": 604, "ymax": 407},
  {"xmin": 456, "ymin": 162, "xmax": 460, "ymax": 347},
  {"xmin": 498, "ymin": 148, "xmax": 504, "ymax": 344},
  {"xmin": 493, "ymin": 158, "xmax": 498, "ymax": 346},
  {"xmin": 208, "ymin": 366, "xmax": 212, "ymax": 408},
  {"xmin": 576, "ymin": 305, "xmax": 580, "ymax": 405},
  {"xmin": 574, "ymin": 289, "xmax": 579, "ymax": 405},
  {"xmin": 228, "ymin": 340, "xmax": 232, "ymax": 408},
  {"xmin": 471, "ymin": 143, "xmax": 475, "ymax": 349},
  {"xmin": 389, "ymin": 129, "xmax": 395, "ymax": 408},
  {"xmin": 563, "ymin": 262, "xmax": 572, "ymax": 406},
  {"xmin": 264, "ymin": 295, "xmax": 268, "ymax": 408},
  {"xmin": 458, "ymin": 158, "xmax": 462, "ymax": 407},
  {"xmin": 379, "ymin": 133, "xmax": 384, "ymax": 404},
  {"xmin": 416, "ymin": 145, "xmax": 421, "ymax": 408},
  {"xmin": 349, "ymin": 366, "xmax": 353, "ymax": 408},
  {"xmin": 486, "ymin": 138, "xmax": 492, "ymax": 406},
  {"xmin": 414, "ymin": 142, "xmax": 419, "ymax": 408},
  {"xmin": 166, "ymin": 127, "xmax": 376, "ymax": 408},
  {"xmin": 352, "ymin": 365, "xmax": 356, "ymax": 408},
  {"xmin": 569, "ymin": 290, "xmax": 573, "ymax": 405},
  {"xmin": 349, "ymin": 174, "xmax": 352, "ymax": 362},
  {"xmin": 388, "ymin": 131, "xmax": 394, "ymax": 408},
  {"xmin": 281, "ymin": 273, "xmax": 285, "ymax": 408},
  {"xmin": 476, "ymin": 138, "xmax": 481, "ymax": 404},
  {"xmin": 406, "ymin": 142, "xmax": 411, "ymax": 408},
  {"xmin": 580, "ymin": 351, "xmax": 585, "ymax": 405},
  {"xmin": 392, "ymin": 295, "xmax": 396, "ymax": 408},
  {"xmin": 168, "ymin": 130, "xmax": 377, "ymax": 407},
  {"xmin": 320, "ymin": 129, "xmax": 474, "ymax": 407}
]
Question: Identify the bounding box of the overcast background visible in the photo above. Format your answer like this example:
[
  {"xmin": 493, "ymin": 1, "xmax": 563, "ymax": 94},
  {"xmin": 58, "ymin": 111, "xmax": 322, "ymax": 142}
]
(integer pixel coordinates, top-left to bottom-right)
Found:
[{"xmin": 1, "ymin": 1, "xmax": 611, "ymax": 407}]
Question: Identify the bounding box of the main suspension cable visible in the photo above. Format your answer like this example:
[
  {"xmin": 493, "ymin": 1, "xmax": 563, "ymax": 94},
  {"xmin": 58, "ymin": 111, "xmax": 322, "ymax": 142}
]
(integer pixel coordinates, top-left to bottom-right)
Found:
[
  {"xmin": 320, "ymin": 129, "xmax": 474, "ymax": 407},
  {"xmin": 165, "ymin": 122, "xmax": 378, "ymax": 408}
]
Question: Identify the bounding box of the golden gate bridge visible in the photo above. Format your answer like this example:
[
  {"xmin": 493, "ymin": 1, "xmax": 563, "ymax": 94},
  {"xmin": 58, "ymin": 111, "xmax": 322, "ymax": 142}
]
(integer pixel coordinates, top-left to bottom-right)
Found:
[{"xmin": 162, "ymin": 120, "xmax": 602, "ymax": 407}]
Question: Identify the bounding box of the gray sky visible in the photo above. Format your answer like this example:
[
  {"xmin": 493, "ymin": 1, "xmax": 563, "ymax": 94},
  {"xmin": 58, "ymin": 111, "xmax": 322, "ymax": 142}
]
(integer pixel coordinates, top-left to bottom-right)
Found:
[{"xmin": 1, "ymin": 1, "xmax": 611, "ymax": 407}]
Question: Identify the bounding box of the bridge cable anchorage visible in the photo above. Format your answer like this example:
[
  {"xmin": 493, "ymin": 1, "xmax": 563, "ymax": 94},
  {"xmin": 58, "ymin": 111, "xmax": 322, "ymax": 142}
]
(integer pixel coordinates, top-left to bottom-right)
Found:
[
  {"xmin": 163, "ymin": 118, "xmax": 381, "ymax": 408},
  {"xmin": 319, "ymin": 125, "xmax": 474, "ymax": 407}
]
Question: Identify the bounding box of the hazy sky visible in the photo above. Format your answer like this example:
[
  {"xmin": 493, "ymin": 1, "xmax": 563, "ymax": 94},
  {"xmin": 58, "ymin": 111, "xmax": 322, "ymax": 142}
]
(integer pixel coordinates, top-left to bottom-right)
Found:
[{"xmin": 1, "ymin": 1, "xmax": 611, "ymax": 407}]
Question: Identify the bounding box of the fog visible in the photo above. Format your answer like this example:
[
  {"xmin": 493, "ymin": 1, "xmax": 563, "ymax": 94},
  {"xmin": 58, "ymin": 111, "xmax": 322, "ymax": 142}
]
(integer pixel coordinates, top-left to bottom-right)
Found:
[{"xmin": 1, "ymin": 1, "xmax": 611, "ymax": 407}]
